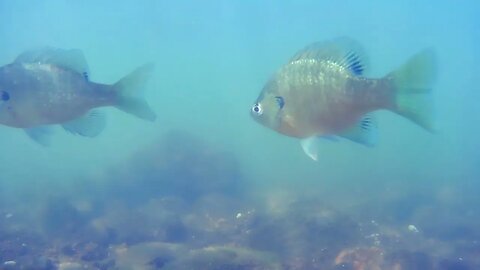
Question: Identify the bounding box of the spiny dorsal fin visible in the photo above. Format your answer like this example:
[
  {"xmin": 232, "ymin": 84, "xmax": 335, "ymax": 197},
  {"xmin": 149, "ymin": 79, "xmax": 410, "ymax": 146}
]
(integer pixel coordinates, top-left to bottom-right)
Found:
[
  {"xmin": 15, "ymin": 47, "xmax": 90, "ymax": 79},
  {"xmin": 289, "ymin": 37, "xmax": 368, "ymax": 76}
]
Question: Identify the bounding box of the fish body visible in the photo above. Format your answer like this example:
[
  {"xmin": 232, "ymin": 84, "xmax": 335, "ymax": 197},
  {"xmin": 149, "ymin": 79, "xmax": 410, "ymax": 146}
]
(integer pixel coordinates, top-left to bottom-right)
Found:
[
  {"xmin": 263, "ymin": 58, "xmax": 392, "ymax": 138},
  {"xmin": 251, "ymin": 38, "xmax": 436, "ymax": 160},
  {"xmin": 0, "ymin": 47, "xmax": 156, "ymax": 144},
  {"xmin": 0, "ymin": 62, "xmax": 112, "ymax": 127}
]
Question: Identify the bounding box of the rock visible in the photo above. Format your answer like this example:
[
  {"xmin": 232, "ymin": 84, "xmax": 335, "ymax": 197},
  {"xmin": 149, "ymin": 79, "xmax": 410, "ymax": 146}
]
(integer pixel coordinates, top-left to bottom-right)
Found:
[
  {"xmin": 246, "ymin": 196, "xmax": 361, "ymax": 261},
  {"xmin": 29, "ymin": 257, "xmax": 57, "ymax": 270},
  {"xmin": 334, "ymin": 247, "xmax": 384, "ymax": 270},
  {"xmin": 79, "ymin": 242, "xmax": 108, "ymax": 262},
  {"xmin": 3, "ymin": 260, "xmax": 16, "ymax": 270},
  {"xmin": 386, "ymin": 250, "xmax": 434, "ymax": 270},
  {"xmin": 41, "ymin": 197, "xmax": 89, "ymax": 239},
  {"xmin": 0, "ymin": 236, "xmax": 32, "ymax": 261},
  {"xmin": 58, "ymin": 262, "xmax": 83, "ymax": 270},
  {"xmin": 91, "ymin": 197, "xmax": 190, "ymax": 245},
  {"xmin": 182, "ymin": 194, "xmax": 245, "ymax": 246},
  {"xmin": 92, "ymin": 259, "xmax": 115, "ymax": 270},
  {"xmin": 112, "ymin": 242, "xmax": 280, "ymax": 270},
  {"xmin": 113, "ymin": 242, "xmax": 185, "ymax": 270},
  {"xmin": 438, "ymin": 258, "xmax": 473, "ymax": 270},
  {"xmin": 164, "ymin": 245, "xmax": 281, "ymax": 270}
]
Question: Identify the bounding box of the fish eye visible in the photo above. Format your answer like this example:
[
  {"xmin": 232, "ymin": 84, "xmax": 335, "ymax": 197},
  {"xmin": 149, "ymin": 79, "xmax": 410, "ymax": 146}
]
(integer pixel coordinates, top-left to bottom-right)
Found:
[
  {"xmin": 252, "ymin": 103, "xmax": 263, "ymax": 115},
  {"xmin": 1, "ymin": 91, "xmax": 9, "ymax": 101},
  {"xmin": 275, "ymin": 96, "xmax": 285, "ymax": 109}
]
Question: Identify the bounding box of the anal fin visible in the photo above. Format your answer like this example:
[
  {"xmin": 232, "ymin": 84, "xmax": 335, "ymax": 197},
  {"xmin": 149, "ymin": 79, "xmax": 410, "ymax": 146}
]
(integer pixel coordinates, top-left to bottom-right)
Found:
[
  {"xmin": 62, "ymin": 110, "xmax": 106, "ymax": 137},
  {"xmin": 340, "ymin": 115, "xmax": 378, "ymax": 147}
]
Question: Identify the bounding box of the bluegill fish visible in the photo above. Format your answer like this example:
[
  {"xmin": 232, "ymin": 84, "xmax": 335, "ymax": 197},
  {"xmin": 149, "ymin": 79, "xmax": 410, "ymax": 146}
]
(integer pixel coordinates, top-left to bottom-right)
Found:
[
  {"xmin": 0, "ymin": 47, "xmax": 156, "ymax": 145},
  {"xmin": 251, "ymin": 38, "xmax": 436, "ymax": 160}
]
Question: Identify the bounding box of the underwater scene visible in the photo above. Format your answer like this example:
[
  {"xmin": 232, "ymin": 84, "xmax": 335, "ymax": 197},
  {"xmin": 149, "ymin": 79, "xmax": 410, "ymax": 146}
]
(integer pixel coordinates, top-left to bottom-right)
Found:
[{"xmin": 0, "ymin": 1, "xmax": 479, "ymax": 269}]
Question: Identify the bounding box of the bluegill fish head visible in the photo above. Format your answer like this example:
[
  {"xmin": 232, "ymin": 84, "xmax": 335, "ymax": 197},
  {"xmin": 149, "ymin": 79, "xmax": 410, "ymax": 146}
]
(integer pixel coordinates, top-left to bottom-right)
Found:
[{"xmin": 251, "ymin": 91, "xmax": 285, "ymax": 131}]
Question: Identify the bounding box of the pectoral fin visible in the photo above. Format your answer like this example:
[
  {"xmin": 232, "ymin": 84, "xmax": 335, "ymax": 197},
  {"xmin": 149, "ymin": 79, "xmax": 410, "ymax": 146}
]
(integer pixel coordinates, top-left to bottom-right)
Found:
[{"xmin": 25, "ymin": 126, "xmax": 54, "ymax": 146}]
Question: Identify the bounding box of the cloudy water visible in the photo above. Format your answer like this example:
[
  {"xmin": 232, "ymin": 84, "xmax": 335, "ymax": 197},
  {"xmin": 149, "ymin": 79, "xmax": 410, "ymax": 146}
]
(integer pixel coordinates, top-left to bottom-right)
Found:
[{"xmin": 0, "ymin": 1, "xmax": 478, "ymax": 269}]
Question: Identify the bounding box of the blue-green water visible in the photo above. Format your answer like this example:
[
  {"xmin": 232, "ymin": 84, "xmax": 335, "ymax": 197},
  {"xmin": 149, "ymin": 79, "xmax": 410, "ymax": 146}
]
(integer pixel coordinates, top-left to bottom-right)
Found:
[{"xmin": 0, "ymin": 1, "xmax": 478, "ymax": 269}]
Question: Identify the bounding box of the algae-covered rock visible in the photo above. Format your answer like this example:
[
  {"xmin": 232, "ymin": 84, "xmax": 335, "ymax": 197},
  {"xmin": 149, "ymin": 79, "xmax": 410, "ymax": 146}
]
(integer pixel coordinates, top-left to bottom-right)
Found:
[
  {"xmin": 164, "ymin": 245, "xmax": 282, "ymax": 270},
  {"xmin": 91, "ymin": 197, "xmax": 190, "ymax": 245},
  {"xmin": 334, "ymin": 247, "xmax": 384, "ymax": 270},
  {"xmin": 246, "ymin": 196, "xmax": 361, "ymax": 261},
  {"xmin": 113, "ymin": 242, "xmax": 185, "ymax": 270},
  {"xmin": 386, "ymin": 250, "xmax": 434, "ymax": 270},
  {"xmin": 182, "ymin": 193, "xmax": 247, "ymax": 247},
  {"xmin": 58, "ymin": 261, "xmax": 84, "ymax": 270},
  {"xmin": 112, "ymin": 242, "xmax": 281, "ymax": 270},
  {"xmin": 41, "ymin": 197, "xmax": 90, "ymax": 238}
]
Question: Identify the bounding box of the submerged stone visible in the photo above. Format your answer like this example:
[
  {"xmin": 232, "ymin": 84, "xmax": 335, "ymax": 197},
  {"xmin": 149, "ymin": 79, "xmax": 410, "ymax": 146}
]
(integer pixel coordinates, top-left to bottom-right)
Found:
[{"xmin": 164, "ymin": 245, "xmax": 282, "ymax": 270}]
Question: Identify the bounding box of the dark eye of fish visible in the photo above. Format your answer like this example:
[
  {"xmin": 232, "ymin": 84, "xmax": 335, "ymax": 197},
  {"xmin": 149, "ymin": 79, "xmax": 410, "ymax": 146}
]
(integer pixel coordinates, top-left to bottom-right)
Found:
[
  {"xmin": 1, "ymin": 91, "xmax": 9, "ymax": 101},
  {"xmin": 252, "ymin": 103, "xmax": 263, "ymax": 115},
  {"xmin": 275, "ymin": 96, "xmax": 285, "ymax": 109}
]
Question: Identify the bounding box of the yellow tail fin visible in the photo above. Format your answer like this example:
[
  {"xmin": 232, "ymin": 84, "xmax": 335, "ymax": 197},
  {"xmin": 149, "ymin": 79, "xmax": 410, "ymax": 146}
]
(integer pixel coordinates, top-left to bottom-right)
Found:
[{"xmin": 389, "ymin": 49, "xmax": 437, "ymax": 131}]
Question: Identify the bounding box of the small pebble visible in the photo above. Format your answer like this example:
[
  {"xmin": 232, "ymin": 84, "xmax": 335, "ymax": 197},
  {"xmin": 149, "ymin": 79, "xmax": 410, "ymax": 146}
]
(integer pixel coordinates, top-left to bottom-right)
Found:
[
  {"xmin": 4, "ymin": 260, "xmax": 16, "ymax": 266},
  {"xmin": 408, "ymin": 224, "xmax": 419, "ymax": 233}
]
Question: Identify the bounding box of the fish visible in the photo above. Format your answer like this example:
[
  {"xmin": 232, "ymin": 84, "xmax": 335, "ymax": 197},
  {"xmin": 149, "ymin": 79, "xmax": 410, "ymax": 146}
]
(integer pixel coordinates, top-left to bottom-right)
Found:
[
  {"xmin": 250, "ymin": 37, "xmax": 436, "ymax": 161},
  {"xmin": 0, "ymin": 47, "xmax": 156, "ymax": 145}
]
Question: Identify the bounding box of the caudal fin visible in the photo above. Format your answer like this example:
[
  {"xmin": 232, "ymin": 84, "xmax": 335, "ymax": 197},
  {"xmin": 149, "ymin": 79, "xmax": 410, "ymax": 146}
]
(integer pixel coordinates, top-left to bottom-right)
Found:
[
  {"xmin": 113, "ymin": 63, "xmax": 157, "ymax": 121},
  {"xmin": 389, "ymin": 49, "xmax": 436, "ymax": 131}
]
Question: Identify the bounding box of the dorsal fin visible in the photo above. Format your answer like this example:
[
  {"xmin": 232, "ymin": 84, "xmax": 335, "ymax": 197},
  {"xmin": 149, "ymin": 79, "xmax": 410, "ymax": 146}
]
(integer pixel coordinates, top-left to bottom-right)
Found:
[
  {"xmin": 289, "ymin": 37, "xmax": 368, "ymax": 76},
  {"xmin": 15, "ymin": 47, "xmax": 90, "ymax": 79}
]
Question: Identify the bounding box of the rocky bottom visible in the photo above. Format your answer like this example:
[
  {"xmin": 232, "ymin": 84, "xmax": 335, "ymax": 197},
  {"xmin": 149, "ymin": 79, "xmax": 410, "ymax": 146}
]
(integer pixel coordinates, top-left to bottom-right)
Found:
[{"xmin": 0, "ymin": 192, "xmax": 478, "ymax": 270}]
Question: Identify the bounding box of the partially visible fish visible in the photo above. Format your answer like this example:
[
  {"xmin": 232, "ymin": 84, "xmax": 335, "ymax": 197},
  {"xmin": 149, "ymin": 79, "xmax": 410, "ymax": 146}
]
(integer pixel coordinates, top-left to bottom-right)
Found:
[
  {"xmin": 0, "ymin": 47, "xmax": 156, "ymax": 145},
  {"xmin": 250, "ymin": 38, "xmax": 436, "ymax": 160}
]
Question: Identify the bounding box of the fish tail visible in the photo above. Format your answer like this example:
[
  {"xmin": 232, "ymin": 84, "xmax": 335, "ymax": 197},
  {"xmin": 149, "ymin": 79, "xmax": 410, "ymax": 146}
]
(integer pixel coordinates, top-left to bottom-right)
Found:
[
  {"xmin": 389, "ymin": 48, "xmax": 437, "ymax": 131},
  {"xmin": 113, "ymin": 63, "xmax": 156, "ymax": 121}
]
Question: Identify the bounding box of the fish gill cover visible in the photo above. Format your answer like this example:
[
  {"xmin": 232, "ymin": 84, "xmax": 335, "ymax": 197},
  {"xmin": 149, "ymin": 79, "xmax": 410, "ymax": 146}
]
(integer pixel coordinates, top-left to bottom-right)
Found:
[{"xmin": 0, "ymin": 1, "xmax": 479, "ymax": 270}]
